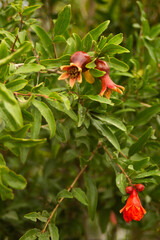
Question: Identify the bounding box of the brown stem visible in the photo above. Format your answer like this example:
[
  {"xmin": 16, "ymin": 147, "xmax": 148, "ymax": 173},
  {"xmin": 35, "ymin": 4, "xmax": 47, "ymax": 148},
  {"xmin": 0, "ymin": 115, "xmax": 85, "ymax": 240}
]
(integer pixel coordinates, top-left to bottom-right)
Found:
[
  {"xmin": 103, "ymin": 145, "xmax": 133, "ymax": 186},
  {"xmin": 11, "ymin": 13, "xmax": 23, "ymax": 53},
  {"xmin": 129, "ymin": 134, "xmax": 138, "ymax": 141},
  {"xmin": 116, "ymin": 163, "xmax": 133, "ymax": 186},
  {"xmin": 14, "ymin": 92, "xmax": 49, "ymax": 99},
  {"xmin": 41, "ymin": 143, "xmax": 101, "ymax": 233}
]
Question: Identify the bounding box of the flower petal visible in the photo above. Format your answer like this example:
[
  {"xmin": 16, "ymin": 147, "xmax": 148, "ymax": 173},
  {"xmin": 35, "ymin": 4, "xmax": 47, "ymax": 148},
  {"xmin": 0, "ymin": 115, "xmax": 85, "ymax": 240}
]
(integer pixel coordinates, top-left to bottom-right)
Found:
[
  {"xmin": 58, "ymin": 72, "xmax": 70, "ymax": 80},
  {"xmin": 83, "ymin": 70, "xmax": 95, "ymax": 84},
  {"xmin": 60, "ymin": 65, "xmax": 72, "ymax": 71},
  {"xmin": 77, "ymin": 73, "xmax": 82, "ymax": 83},
  {"xmin": 69, "ymin": 78, "xmax": 76, "ymax": 88}
]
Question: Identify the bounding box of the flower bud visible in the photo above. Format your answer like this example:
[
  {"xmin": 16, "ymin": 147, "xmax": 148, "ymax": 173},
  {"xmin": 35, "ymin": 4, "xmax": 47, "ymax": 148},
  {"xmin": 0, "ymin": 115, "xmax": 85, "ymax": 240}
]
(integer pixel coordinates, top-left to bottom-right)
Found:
[
  {"xmin": 135, "ymin": 184, "xmax": 145, "ymax": 192},
  {"xmin": 95, "ymin": 58, "xmax": 110, "ymax": 73},
  {"xmin": 125, "ymin": 186, "xmax": 134, "ymax": 194},
  {"xmin": 70, "ymin": 51, "xmax": 91, "ymax": 70}
]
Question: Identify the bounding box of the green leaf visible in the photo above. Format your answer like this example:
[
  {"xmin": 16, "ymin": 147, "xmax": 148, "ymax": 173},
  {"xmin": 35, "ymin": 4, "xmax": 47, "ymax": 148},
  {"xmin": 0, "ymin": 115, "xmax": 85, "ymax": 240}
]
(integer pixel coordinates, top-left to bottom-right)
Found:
[
  {"xmin": 109, "ymin": 57, "xmax": 129, "ymax": 72},
  {"xmin": 89, "ymin": 68, "xmax": 105, "ymax": 77},
  {"xmin": 24, "ymin": 212, "xmax": 47, "ymax": 222},
  {"xmin": 0, "ymin": 134, "xmax": 46, "ymax": 147},
  {"xmin": 49, "ymin": 223, "xmax": 59, "ymax": 240},
  {"xmin": 0, "ymin": 42, "xmax": 32, "ymax": 67},
  {"xmin": 23, "ymin": 5, "xmax": 42, "ymax": 16},
  {"xmin": 15, "ymin": 63, "xmax": 45, "ymax": 74},
  {"xmin": 32, "ymin": 100, "xmax": 56, "ymax": 139},
  {"xmin": 85, "ymin": 176, "xmax": 98, "ymax": 220},
  {"xmin": 92, "ymin": 119, "xmax": 120, "ymax": 151},
  {"xmin": 1, "ymin": 167, "xmax": 27, "ymax": 190},
  {"xmin": 143, "ymin": 39, "xmax": 157, "ymax": 63},
  {"xmin": 0, "ymin": 83, "xmax": 23, "ymax": 131},
  {"xmin": 57, "ymin": 189, "xmax": 73, "ymax": 199},
  {"xmin": 31, "ymin": 106, "xmax": 42, "ymax": 139},
  {"xmin": 85, "ymin": 60, "xmax": 96, "ymax": 69},
  {"xmin": 0, "ymin": 40, "xmax": 8, "ymax": 79},
  {"xmin": 107, "ymin": 33, "xmax": 123, "ymax": 45},
  {"xmin": 72, "ymin": 188, "xmax": 88, "ymax": 206},
  {"xmin": 73, "ymin": 33, "xmax": 82, "ymax": 51},
  {"xmin": 40, "ymin": 55, "xmax": 70, "ymax": 68},
  {"xmin": 134, "ymin": 170, "xmax": 160, "ymax": 179},
  {"xmin": 83, "ymin": 95, "xmax": 113, "ymax": 105},
  {"xmin": 54, "ymin": 5, "xmax": 71, "ymax": 36},
  {"xmin": 0, "ymin": 153, "xmax": 6, "ymax": 166},
  {"xmin": 31, "ymin": 25, "xmax": 54, "ymax": 57},
  {"xmin": 92, "ymin": 113, "xmax": 126, "ymax": 131},
  {"xmin": 150, "ymin": 23, "xmax": 160, "ymax": 39},
  {"xmin": 78, "ymin": 103, "xmax": 86, "ymax": 127},
  {"xmin": 101, "ymin": 44, "xmax": 130, "ymax": 55},
  {"xmin": 129, "ymin": 127, "xmax": 153, "ymax": 156},
  {"xmin": 0, "ymin": 183, "xmax": 14, "ymax": 200},
  {"xmin": 90, "ymin": 20, "xmax": 110, "ymax": 41},
  {"xmin": 82, "ymin": 33, "xmax": 93, "ymax": 52},
  {"xmin": 116, "ymin": 173, "xmax": 126, "ymax": 195},
  {"xmin": 53, "ymin": 35, "xmax": 66, "ymax": 43},
  {"xmin": 19, "ymin": 228, "xmax": 40, "ymax": 240},
  {"xmin": 37, "ymin": 232, "xmax": 50, "ymax": 240},
  {"xmin": 47, "ymin": 99, "xmax": 78, "ymax": 122},
  {"xmin": 131, "ymin": 157, "xmax": 150, "ymax": 170},
  {"xmin": 6, "ymin": 79, "xmax": 28, "ymax": 91},
  {"xmin": 134, "ymin": 104, "xmax": 160, "ymax": 126}
]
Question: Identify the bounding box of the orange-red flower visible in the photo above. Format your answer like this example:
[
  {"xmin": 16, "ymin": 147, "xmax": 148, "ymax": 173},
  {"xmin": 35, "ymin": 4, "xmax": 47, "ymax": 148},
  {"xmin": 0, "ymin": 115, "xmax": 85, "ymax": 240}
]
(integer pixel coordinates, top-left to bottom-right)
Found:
[
  {"xmin": 120, "ymin": 188, "xmax": 146, "ymax": 223},
  {"xmin": 58, "ymin": 51, "xmax": 94, "ymax": 88},
  {"xmin": 95, "ymin": 59, "xmax": 125, "ymax": 99}
]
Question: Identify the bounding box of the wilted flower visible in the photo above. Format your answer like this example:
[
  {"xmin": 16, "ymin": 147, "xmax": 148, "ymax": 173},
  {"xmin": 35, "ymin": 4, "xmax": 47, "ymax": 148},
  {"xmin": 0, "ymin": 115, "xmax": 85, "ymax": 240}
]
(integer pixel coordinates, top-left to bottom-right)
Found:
[
  {"xmin": 95, "ymin": 59, "xmax": 125, "ymax": 99},
  {"xmin": 120, "ymin": 188, "xmax": 146, "ymax": 223},
  {"xmin": 58, "ymin": 51, "xmax": 94, "ymax": 88}
]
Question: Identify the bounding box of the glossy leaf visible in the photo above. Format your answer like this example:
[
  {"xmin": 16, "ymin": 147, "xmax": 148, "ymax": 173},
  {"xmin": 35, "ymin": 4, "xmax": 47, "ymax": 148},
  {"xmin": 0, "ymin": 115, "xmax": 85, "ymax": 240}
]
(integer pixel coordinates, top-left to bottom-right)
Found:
[
  {"xmin": 109, "ymin": 57, "xmax": 129, "ymax": 72},
  {"xmin": 92, "ymin": 113, "xmax": 126, "ymax": 131},
  {"xmin": 72, "ymin": 188, "xmax": 88, "ymax": 206},
  {"xmin": 54, "ymin": 5, "xmax": 71, "ymax": 36},
  {"xmin": 57, "ymin": 189, "xmax": 73, "ymax": 199},
  {"xmin": 85, "ymin": 175, "xmax": 98, "ymax": 220},
  {"xmin": 0, "ymin": 42, "xmax": 32, "ymax": 67},
  {"xmin": 134, "ymin": 105, "xmax": 160, "ymax": 126},
  {"xmin": 49, "ymin": 223, "xmax": 59, "ymax": 240},
  {"xmin": 90, "ymin": 20, "xmax": 110, "ymax": 41},
  {"xmin": 0, "ymin": 83, "xmax": 23, "ymax": 131},
  {"xmin": 129, "ymin": 127, "xmax": 153, "ymax": 156},
  {"xmin": 32, "ymin": 99, "xmax": 56, "ymax": 139}
]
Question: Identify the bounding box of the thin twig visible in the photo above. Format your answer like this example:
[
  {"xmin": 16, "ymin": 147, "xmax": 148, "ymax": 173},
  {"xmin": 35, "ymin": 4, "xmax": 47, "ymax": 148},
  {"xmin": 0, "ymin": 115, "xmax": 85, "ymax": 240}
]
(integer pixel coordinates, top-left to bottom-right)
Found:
[
  {"xmin": 129, "ymin": 134, "xmax": 138, "ymax": 141},
  {"xmin": 11, "ymin": 13, "xmax": 23, "ymax": 53},
  {"xmin": 103, "ymin": 145, "xmax": 133, "ymax": 186},
  {"xmin": 116, "ymin": 163, "xmax": 133, "ymax": 186},
  {"xmin": 41, "ymin": 143, "xmax": 101, "ymax": 233},
  {"xmin": 14, "ymin": 92, "xmax": 49, "ymax": 99},
  {"xmin": 50, "ymin": 19, "xmax": 57, "ymax": 58}
]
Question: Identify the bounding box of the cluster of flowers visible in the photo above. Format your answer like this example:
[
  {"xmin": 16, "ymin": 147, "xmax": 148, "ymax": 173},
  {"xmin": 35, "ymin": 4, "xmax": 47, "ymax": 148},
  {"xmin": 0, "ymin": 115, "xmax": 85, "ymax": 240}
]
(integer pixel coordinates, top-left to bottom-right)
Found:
[
  {"xmin": 58, "ymin": 51, "xmax": 124, "ymax": 99},
  {"xmin": 59, "ymin": 51, "xmax": 146, "ymax": 223}
]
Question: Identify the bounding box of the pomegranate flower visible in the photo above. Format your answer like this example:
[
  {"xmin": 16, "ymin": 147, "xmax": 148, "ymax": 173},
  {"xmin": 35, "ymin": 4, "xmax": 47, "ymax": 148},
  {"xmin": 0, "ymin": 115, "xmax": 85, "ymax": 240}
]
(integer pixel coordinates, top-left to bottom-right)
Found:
[
  {"xmin": 120, "ymin": 188, "xmax": 146, "ymax": 223},
  {"xmin": 95, "ymin": 59, "xmax": 125, "ymax": 99},
  {"xmin": 58, "ymin": 51, "xmax": 94, "ymax": 88}
]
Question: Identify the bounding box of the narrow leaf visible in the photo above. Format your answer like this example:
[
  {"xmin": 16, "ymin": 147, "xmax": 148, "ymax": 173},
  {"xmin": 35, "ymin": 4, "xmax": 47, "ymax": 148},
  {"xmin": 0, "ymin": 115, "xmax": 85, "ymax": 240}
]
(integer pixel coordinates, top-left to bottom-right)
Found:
[{"xmin": 32, "ymin": 99, "xmax": 56, "ymax": 138}]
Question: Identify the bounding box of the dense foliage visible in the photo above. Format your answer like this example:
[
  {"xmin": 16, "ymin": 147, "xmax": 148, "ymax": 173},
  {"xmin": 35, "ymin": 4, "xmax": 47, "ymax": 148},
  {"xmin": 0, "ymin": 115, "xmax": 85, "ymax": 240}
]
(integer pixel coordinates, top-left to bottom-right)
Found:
[{"xmin": 0, "ymin": 0, "xmax": 160, "ymax": 239}]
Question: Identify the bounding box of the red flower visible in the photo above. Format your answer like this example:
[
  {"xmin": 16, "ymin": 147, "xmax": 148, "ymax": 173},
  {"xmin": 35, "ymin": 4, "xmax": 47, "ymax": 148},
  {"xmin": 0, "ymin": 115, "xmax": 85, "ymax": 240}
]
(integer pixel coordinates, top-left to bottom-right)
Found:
[
  {"xmin": 95, "ymin": 59, "xmax": 125, "ymax": 99},
  {"xmin": 58, "ymin": 51, "xmax": 94, "ymax": 88},
  {"xmin": 120, "ymin": 188, "xmax": 146, "ymax": 223}
]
